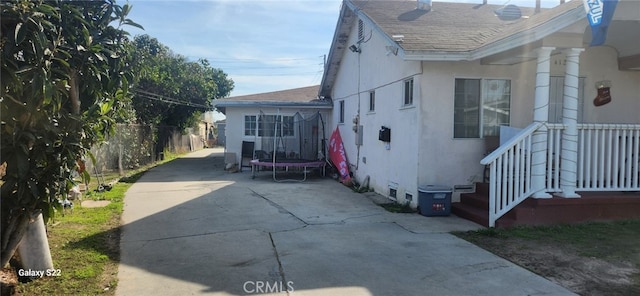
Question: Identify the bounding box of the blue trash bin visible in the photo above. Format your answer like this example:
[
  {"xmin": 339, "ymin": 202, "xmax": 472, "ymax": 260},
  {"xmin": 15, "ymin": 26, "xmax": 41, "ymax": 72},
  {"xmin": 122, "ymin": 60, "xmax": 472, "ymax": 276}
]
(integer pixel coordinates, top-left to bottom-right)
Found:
[{"xmin": 418, "ymin": 185, "xmax": 452, "ymax": 217}]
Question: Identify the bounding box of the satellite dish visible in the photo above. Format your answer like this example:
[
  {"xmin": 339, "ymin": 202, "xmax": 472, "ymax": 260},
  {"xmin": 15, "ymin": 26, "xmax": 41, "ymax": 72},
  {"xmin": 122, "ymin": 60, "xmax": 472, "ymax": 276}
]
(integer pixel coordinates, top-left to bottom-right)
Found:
[{"xmin": 495, "ymin": 4, "xmax": 522, "ymax": 21}]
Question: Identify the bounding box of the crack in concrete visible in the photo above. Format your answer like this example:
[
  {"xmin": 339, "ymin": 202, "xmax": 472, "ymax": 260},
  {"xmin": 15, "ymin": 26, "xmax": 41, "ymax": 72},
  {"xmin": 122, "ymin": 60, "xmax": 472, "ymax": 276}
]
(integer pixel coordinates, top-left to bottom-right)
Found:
[
  {"xmin": 340, "ymin": 213, "xmax": 384, "ymax": 223},
  {"xmin": 249, "ymin": 188, "xmax": 387, "ymax": 228},
  {"xmin": 120, "ymin": 228, "xmax": 258, "ymax": 243},
  {"xmin": 268, "ymin": 232, "xmax": 290, "ymax": 296},
  {"xmin": 249, "ymin": 188, "xmax": 309, "ymax": 226},
  {"xmin": 391, "ymin": 221, "xmax": 420, "ymax": 234},
  {"xmin": 270, "ymin": 224, "xmax": 308, "ymax": 234}
]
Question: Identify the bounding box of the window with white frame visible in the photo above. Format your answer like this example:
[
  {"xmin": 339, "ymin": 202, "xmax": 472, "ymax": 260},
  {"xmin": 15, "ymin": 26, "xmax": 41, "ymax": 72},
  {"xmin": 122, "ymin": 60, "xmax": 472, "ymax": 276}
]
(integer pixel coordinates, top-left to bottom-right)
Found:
[
  {"xmin": 454, "ymin": 78, "xmax": 511, "ymax": 138},
  {"xmin": 258, "ymin": 115, "xmax": 294, "ymax": 137},
  {"xmin": 339, "ymin": 101, "xmax": 345, "ymax": 123},
  {"xmin": 369, "ymin": 91, "xmax": 375, "ymax": 112},
  {"xmin": 244, "ymin": 115, "xmax": 256, "ymax": 136},
  {"xmin": 403, "ymin": 78, "xmax": 414, "ymax": 106},
  {"xmin": 281, "ymin": 115, "xmax": 294, "ymax": 136}
]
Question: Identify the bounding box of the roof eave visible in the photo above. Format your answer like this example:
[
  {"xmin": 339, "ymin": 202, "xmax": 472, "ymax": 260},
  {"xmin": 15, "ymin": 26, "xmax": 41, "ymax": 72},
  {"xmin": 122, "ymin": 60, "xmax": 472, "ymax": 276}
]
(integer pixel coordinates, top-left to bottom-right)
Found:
[
  {"xmin": 321, "ymin": 0, "xmax": 405, "ymax": 98},
  {"xmin": 320, "ymin": 2, "xmax": 353, "ymax": 98},
  {"xmin": 402, "ymin": 50, "xmax": 473, "ymax": 61},
  {"xmin": 214, "ymin": 101, "xmax": 333, "ymax": 109}
]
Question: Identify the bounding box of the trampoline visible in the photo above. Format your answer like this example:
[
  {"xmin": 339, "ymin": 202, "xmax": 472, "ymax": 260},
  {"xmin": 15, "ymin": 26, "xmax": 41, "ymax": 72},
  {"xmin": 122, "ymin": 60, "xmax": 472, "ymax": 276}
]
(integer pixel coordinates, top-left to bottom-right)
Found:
[
  {"xmin": 249, "ymin": 110, "xmax": 327, "ymax": 182},
  {"xmin": 250, "ymin": 158, "xmax": 325, "ymax": 181}
]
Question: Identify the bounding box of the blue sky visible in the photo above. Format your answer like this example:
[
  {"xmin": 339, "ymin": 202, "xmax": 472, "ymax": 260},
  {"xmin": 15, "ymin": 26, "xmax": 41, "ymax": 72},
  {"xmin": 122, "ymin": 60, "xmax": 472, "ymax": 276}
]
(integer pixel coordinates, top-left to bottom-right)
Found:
[
  {"xmin": 126, "ymin": 0, "xmax": 342, "ymax": 97},
  {"xmin": 125, "ymin": 0, "xmax": 570, "ymax": 97}
]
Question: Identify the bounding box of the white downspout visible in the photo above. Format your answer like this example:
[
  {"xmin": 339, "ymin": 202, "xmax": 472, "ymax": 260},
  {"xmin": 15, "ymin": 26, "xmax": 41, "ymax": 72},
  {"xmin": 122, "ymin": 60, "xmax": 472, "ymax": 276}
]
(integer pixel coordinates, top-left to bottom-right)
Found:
[{"xmin": 531, "ymin": 47, "xmax": 555, "ymax": 198}]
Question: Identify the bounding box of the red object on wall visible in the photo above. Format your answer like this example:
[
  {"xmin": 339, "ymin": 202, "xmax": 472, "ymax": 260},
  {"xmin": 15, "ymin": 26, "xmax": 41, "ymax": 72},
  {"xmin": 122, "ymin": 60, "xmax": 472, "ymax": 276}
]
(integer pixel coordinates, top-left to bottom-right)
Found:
[{"xmin": 328, "ymin": 127, "xmax": 351, "ymax": 183}]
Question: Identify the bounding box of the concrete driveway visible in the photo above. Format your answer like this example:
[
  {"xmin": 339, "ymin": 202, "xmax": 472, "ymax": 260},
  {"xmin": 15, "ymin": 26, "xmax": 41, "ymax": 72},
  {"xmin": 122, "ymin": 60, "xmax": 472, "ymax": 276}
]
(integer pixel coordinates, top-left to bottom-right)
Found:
[{"xmin": 116, "ymin": 148, "xmax": 574, "ymax": 296}]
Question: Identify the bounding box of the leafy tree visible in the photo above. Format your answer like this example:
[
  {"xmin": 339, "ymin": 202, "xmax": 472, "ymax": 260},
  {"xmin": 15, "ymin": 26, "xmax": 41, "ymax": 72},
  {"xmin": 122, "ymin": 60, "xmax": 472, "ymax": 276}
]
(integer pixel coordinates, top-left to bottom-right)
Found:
[
  {"xmin": 0, "ymin": 0, "xmax": 141, "ymax": 267},
  {"xmin": 131, "ymin": 35, "xmax": 234, "ymax": 130}
]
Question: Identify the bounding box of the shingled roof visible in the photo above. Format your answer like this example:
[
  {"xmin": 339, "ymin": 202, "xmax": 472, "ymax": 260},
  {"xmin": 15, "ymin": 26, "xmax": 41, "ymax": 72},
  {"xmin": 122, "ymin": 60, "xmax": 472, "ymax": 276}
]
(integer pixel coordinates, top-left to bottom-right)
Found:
[
  {"xmin": 352, "ymin": 0, "xmax": 583, "ymax": 53},
  {"xmin": 220, "ymin": 85, "xmax": 320, "ymax": 103},
  {"xmin": 320, "ymin": 0, "xmax": 586, "ymax": 97},
  {"xmin": 214, "ymin": 85, "xmax": 331, "ymax": 114}
]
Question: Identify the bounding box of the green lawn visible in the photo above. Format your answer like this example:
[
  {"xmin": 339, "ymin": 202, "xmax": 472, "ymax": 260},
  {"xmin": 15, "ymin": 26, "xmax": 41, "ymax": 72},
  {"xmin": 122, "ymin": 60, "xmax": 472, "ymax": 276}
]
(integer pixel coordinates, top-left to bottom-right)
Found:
[{"xmin": 12, "ymin": 152, "xmax": 180, "ymax": 295}]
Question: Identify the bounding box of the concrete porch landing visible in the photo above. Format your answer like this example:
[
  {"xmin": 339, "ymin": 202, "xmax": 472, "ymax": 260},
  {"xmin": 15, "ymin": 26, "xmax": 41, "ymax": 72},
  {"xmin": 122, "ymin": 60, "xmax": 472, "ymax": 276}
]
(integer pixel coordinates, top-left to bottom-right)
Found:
[{"xmin": 116, "ymin": 149, "xmax": 575, "ymax": 295}]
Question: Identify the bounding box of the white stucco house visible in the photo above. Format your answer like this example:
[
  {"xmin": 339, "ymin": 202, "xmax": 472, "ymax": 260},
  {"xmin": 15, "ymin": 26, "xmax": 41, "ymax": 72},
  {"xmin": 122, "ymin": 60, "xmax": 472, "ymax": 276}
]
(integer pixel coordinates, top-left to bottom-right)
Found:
[
  {"xmin": 320, "ymin": 0, "xmax": 640, "ymax": 226},
  {"xmin": 214, "ymin": 85, "xmax": 332, "ymax": 169}
]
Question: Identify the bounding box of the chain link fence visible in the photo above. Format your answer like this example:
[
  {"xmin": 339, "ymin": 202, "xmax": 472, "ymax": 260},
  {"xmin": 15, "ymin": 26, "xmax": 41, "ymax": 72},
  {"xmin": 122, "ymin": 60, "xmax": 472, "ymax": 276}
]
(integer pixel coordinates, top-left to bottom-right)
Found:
[{"xmin": 84, "ymin": 124, "xmax": 204, "ymax": 183}]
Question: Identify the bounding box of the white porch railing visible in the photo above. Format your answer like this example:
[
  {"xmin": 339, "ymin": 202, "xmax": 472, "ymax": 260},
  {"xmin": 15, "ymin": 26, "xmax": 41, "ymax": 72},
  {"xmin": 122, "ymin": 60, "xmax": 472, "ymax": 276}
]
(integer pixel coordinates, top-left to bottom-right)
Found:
[
  {"xmin": 483, "ymin": 122, "xmax": 640, "ymax": 227},
  {"xmin": 547, "ymin": 123, "xmax": 640, "ymax": 191},
  {"xmin": 546, "ymin": 123, "xmax": 564, "ymax": 192},
  {"xmin": 481, "ymin": 122, "xmax": 541, "ymax": 227}
]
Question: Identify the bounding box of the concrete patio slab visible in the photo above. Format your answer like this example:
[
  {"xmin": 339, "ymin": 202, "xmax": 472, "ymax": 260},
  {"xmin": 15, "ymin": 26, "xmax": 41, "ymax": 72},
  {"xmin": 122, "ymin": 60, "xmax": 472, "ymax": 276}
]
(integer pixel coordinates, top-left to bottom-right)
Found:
[{"xmin": 117, "ymin": 148, "xmax": 575, "ymax": 295}]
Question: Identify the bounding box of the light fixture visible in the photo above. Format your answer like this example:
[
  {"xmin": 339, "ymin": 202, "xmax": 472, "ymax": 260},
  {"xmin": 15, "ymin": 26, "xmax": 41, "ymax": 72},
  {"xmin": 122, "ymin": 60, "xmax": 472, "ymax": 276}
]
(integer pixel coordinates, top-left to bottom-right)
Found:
[
  {"xmin": 385, "ymin": 46, "xmax": 398, "ymax": 56},
  {"xmin": 348, "ymin": 44, "xmax": 360, "ymax": 53}
]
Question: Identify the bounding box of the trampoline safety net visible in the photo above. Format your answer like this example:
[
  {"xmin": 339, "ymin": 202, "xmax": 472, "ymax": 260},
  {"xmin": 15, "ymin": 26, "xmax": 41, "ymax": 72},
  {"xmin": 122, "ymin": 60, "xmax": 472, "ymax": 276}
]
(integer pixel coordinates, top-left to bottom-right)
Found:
[{"xmin": 257, "ymin": 111, "xmax": 325, "ymax": 162}]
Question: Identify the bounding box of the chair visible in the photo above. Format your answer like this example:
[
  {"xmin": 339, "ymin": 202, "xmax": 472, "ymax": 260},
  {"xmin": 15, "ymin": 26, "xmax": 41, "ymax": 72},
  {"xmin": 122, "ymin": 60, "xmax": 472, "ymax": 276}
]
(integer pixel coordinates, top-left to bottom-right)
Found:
[
  {"xmin": 253, "ymin": 150, "xmax": 270, "ymax": 172},
  {"xmin": 240, "ymin": 141, "xmax": 255, "ymax": 172},
  {"xmin": 254, "ymin": 150, "xmax": 269, "ymax": 160}
]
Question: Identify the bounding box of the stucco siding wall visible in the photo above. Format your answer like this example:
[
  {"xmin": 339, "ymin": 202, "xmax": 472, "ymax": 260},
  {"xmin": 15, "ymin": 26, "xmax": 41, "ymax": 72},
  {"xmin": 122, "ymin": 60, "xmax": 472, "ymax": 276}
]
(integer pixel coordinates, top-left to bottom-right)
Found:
[
  {"xmin": 224, "ymin": 107, "xmax": 331, "ymax": 165},
  {"xmin": 577, "ymin": 46, "xmax": 640, "ymax": 123},
  {"xmin": 224, "ymin": 107, "xmax": 245, "ymax": 164},
  {"xmin": 331, "ymin": 18, "xmax": 422, "ymax": 205},
  {"xmin": 418, "ymin": 61, "xmax": 533, "ymax": 198}
]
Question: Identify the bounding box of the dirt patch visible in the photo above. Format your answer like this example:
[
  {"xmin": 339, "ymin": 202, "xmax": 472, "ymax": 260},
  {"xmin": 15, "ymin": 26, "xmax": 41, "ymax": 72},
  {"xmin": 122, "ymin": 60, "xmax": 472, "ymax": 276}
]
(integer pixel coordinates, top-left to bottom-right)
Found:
[
  {"xmin": 1, "ymin": 267, "xmax": 18, "ymax": 295},
  {"xmin": 81, "ymin": 200, "xmax": 111, "ymax": 208},
  {"xmin": 465, "ymin": 236, "xmax": 640, "ymax": 295}
]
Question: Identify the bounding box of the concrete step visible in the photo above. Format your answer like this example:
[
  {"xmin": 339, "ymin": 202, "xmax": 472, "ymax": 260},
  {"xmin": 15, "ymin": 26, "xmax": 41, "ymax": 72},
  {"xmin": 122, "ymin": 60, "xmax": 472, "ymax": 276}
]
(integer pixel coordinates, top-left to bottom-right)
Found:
[
  {"xmin": 451, "ymin": 202, "xmax": 488, "ymax": 227},
  {"xmin": 460, "ymin": 192, "xmax": 489, "ymax": 210},
  {"xmin": 474, "ymin": 182, "xmax": 490, "ymax": 195}
]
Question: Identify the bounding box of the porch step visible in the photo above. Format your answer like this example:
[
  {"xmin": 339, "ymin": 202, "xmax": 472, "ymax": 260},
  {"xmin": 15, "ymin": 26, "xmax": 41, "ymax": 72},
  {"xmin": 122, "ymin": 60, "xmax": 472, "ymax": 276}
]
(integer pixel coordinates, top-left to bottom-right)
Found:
[
  {"xmin": 474, "ymin": 182, "xmax": 490, "ymax": 196},
  {"xmin": 452, "ymin": 182, "xmax": 491, "ymax": 227},
  {"xmin": 451, "ymin": 202, "xmax": 488, "ymax": 227},
  {"xmin": 460, "ymin": 192, "xmax": 489, "ymax": 210},
  {"xmin": 452, "ymin": 200, "xmax": 517, "ymax": 228},
  {"xmin": 454, "ymin": 182, "xmax": 640, "ymax": 228}
]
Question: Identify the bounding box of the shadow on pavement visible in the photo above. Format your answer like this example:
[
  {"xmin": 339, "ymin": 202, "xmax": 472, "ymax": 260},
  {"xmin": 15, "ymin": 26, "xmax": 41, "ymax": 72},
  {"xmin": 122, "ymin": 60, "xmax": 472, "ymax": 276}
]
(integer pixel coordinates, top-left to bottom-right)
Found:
[{"xmin": 107, "ymin": 149, "xmax": 572, "ymax": 296}]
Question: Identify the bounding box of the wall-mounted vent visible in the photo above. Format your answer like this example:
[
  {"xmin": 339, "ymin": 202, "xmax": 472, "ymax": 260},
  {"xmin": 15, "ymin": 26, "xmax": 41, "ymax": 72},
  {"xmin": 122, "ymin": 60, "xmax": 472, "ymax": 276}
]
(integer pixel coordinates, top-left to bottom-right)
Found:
[
  {"xmin": 358, "ymin": 19, "xmax": 364, "ymax": 41},
  {"xmin": 388, "ymin": 182, "xmax": 398, "ymax": 200},
  {"xmin": 454, "ymin": 185, "xmax": 474, "ymax": 192},
  {"xmin": 405, "ymin": 192, "xmax": 413, "ymax": 202},
  {"xmin": 495, "ymin": 5, "xmax": 522, "ymax": 21}
]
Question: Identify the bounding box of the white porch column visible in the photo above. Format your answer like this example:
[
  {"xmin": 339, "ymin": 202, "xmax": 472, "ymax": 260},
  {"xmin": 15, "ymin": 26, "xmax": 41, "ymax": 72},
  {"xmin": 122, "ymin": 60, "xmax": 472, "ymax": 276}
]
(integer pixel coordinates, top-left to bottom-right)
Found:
[
  {"xmin": 531, "ymin": 47, "xmax": 555, "ymax": 198},
  {"xmin": 557, "ymin": 48, "xmax": 584, "ymax": 198}
]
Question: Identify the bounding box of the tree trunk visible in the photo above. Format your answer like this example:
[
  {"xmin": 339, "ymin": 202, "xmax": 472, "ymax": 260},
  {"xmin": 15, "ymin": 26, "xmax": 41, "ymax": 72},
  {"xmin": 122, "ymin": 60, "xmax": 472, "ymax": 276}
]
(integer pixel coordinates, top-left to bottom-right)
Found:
[
  {"xmin": 17, "ymin": 213, "xmax": 54, "ymax": 272},
  {"xmin": 69, "ymin": 70, "xmax": 81, "ymax": 115},
  {"xmin": 1, "ymin": 211, "xmax": 30, "ymax": 268},
  {"xmin": 118, "ymin": 141, "xmax": 125, "ymax": 176}
]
